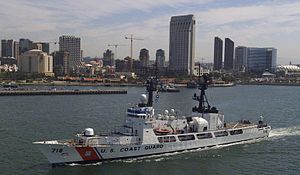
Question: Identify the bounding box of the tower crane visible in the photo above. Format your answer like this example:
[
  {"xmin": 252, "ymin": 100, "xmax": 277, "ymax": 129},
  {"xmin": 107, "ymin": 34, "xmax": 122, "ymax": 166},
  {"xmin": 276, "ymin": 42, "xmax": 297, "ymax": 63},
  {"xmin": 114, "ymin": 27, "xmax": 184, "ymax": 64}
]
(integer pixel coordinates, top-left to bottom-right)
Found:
[
  {"xmin": 124, "ymin": 35, "xmax": 144, "ymax": 60},
  {"xmin": 107, "ymin": 44, "xmax": 127, "ymax": 60}
]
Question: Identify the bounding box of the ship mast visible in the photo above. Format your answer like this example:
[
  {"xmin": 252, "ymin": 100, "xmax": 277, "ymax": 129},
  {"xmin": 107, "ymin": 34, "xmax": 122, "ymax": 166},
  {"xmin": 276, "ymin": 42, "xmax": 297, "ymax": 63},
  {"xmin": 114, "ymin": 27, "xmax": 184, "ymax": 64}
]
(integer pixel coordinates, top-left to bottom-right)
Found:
[
  {"xmin": 192, "ymin": 64, "xmax": 218, "ymax": 114},
  {"xmin": 146, "ymin": 78, "xmax": 157, "ymax": 106},
  {"xmin": 146, "ymin": 60, "xmax": 159, "ymax": 107}
]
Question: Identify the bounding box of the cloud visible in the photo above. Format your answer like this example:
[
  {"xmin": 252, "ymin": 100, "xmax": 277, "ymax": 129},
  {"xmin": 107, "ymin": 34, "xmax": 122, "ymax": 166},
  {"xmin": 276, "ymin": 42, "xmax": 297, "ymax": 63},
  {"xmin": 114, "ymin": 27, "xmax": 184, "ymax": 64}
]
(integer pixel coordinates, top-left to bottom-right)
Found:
[
  {"xmin": 0, "ymin": 0, "xmax": 299, "ymax": 64},
  {"xmin": 192, "ymin": 1, "xmax": 300, "ymax": 63}
]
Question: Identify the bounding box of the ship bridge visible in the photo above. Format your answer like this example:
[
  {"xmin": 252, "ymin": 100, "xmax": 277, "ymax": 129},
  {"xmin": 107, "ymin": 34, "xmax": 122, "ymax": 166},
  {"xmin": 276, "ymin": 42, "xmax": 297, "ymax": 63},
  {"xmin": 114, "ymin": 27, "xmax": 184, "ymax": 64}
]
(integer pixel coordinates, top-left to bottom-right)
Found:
[
  {"xmin": 126, "ymin": 94, "xmax": 155, "ymax": 119},
  {"xmin": 126, "ymin": 106, "xmax": 154, "ymax": 118}
]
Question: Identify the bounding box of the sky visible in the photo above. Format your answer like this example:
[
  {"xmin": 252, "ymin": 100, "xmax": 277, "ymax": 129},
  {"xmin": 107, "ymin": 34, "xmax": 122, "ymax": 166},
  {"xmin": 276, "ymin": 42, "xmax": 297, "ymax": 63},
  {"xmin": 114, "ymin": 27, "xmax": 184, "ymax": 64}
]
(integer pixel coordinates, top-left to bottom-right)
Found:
[{"xmin": 1, "ymin": 0, "xmax": 300, "ymax": 64}]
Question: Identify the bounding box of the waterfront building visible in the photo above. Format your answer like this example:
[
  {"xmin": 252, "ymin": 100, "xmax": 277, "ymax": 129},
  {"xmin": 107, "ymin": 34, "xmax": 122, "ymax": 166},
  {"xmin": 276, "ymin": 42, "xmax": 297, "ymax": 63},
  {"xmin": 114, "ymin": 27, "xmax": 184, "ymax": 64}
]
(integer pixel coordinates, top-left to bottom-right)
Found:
[
  {"xmin": 19, "ymin": 49, "xmax": 53, "ymax": 75},
  {"xmin": 0, "ymin": 57, "xmax": 17, "ymax": 65},
  {"xmin": 213, "ymin": 37, "xmax": 223, "ymax": 70},
  {"xmin": 193, "ymin": 65, "xmax": 210, "ymax": 76},
  {"xmin": 1, "ymin": 39, "xmax": 14, "ymax": 57},
  {"xmin": 103, "ymin": 49, "xmax": 115, "ymax": 67},
  {"xmin": 19, "ymin": 38, "xmax": 34, "ymax": 54},
  {"xmin": 277, "ymin": 65, "xmax": 300, "ymax": 76},
  {"xmin": 224, "ymin": 38, "xmax": 234, "ymax": 70},
  {"xmin": 234, "ymin": 46, "xmax": 247, "ymax": 72},
  {"xmin": 115, "ymin": 56, "xmax": 133, "ymax": 72},
  {"xmin": 13, "ymin": 41, "xmax": 19, "ymax": 60},
  {"xmin": 59, "ymin": 35, "xmax": 81, "ymax": 73},
  {"xmin": 169, "ymin": 14, "xmax": 195, "ymax": 75},
  {"xmin": 52, "ymin": 51, "xmax": 69, "ymax": 76},
  {"xmin": 33, "ymin": 42, "xmax": 50, "ymax": 54},
  {"xmin": 0, "ymin": 64, "xmax": 18, "ymax": 72},
  {"xmin": 156, "ymin": 49, "xmax": 165, "ymax": 67},
  {"xmin": 139, "ymin": 48, "xmax": 149, "ymax": 67},
  {"xmin": 247, "ymin": 47, "xmax": 277, "ymax": 73}
]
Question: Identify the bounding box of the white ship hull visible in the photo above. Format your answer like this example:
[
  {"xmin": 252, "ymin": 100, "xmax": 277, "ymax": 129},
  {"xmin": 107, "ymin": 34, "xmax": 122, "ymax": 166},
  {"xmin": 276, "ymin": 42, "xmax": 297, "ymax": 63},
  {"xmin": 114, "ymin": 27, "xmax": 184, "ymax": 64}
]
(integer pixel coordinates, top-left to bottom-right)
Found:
[{"xmin": 34, "ymin": 125, "xmax": 271, "ymax": 165}]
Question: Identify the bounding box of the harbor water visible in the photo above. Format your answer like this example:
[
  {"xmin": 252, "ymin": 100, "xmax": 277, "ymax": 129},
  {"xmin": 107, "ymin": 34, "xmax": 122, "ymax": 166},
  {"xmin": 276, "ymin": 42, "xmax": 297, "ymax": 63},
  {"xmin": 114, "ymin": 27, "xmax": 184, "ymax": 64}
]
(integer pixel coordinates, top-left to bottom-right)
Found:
[{"xmin": 0, "ymin": 85, "xmax": 299, "ymax": 175}]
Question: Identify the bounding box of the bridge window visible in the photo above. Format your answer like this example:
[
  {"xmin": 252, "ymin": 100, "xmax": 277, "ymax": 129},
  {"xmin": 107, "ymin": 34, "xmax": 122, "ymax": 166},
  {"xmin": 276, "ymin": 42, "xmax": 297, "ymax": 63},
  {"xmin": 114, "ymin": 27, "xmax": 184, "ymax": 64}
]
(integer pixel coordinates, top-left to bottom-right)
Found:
[
  {"xmin": 178, "ymin": 135, "xmax": 195, "ymax": 141},
  {"xmin": 197, "ymin": 133, "xmax": 213, "ymax": 139},
  {"xmin": 230, "ymin": 129, "xmax": 243, "ymax": 135},
  {"xmin": 158, "ymin": 136, "xmax": 176, "ymax": 143},
  {"xmin": 214, "ymin": 131, "xmax": 228, "ymax": 137}
]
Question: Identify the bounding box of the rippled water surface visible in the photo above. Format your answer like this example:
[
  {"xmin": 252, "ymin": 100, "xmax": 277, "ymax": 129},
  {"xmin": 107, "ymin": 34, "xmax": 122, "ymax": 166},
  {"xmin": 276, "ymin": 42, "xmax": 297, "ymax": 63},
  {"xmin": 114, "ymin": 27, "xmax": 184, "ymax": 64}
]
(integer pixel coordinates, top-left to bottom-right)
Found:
[{"xmin": 0, "ymin": 85, "xmax": 299, "ymax": 175}]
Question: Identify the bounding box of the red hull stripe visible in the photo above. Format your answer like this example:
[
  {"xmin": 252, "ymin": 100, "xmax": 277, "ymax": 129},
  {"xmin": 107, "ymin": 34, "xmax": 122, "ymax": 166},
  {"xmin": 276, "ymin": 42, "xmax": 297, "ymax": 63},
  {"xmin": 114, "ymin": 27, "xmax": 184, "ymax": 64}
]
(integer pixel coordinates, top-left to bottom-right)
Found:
[
  {"xmin": 75, "ymin": 147, "xmax": 101, "ymax": 161},
  {"xmin": 93, "ymin": 147, "xmax": 103, "ymax": 159}
]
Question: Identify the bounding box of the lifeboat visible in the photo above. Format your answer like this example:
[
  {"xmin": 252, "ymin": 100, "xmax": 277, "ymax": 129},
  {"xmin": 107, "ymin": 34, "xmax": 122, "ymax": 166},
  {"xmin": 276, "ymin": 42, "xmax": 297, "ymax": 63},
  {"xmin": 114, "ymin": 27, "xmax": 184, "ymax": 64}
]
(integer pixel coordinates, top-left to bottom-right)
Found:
[{"xmin": 154, "ymin": 128, "xmax": 171, "ymax": 135}]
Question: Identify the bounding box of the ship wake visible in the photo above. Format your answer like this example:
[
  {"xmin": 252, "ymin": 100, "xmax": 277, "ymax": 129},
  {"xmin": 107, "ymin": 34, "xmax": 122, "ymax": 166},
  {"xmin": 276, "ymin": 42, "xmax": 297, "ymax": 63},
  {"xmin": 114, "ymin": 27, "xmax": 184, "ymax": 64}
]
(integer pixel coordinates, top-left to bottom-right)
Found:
[
  {"xmin": 67, "ymin": 162, "xmax": 102, "ymax": 167},
  {"xmin": 269, "ymin": 126, "xmax": 300, "ymax": 138}
]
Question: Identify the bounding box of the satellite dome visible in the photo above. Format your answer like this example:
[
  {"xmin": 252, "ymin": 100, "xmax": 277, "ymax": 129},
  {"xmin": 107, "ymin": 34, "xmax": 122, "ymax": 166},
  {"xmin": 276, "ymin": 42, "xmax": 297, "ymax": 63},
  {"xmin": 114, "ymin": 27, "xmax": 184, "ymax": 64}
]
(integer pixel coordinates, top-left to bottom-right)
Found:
[
  {"xmin": 140, "ymin": 94, "xmax": 147, "ymax": 104},
  {"xmin": 84, "ymin": 128, "xmax": 94, "ymax": 137},
  {"xmin": 171, "ymin": 109, "xmax": 175, "ymax": 114},
  {"xmin": 164, "ymin": 110, "xmax": 169, "ymax": 115}
]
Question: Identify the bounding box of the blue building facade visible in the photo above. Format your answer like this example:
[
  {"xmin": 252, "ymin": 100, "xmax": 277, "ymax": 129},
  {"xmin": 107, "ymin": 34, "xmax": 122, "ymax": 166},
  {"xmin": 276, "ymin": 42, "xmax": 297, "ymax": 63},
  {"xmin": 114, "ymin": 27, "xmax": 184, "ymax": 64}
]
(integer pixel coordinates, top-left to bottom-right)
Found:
[{"xmin": 247, "ymin": 47, "xmax": 277, "ymax": 73}]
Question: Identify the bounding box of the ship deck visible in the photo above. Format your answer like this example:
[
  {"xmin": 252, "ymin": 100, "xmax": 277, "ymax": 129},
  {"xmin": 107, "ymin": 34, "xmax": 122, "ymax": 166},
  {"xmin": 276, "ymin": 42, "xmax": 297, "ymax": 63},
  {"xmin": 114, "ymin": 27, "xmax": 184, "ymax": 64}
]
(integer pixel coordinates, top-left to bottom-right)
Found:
[{"xmin": 225, "ymin": 122, "xmax": 255, "ymax": 129}]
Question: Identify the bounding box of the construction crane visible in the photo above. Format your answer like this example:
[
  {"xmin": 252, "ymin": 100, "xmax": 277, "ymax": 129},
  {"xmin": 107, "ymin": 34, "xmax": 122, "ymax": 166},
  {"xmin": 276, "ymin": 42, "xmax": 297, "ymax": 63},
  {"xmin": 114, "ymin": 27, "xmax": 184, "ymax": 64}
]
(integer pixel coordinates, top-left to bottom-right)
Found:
[
  {"xmin": 107, "ymin": 44, "xmax": 127, "ymax": 60},
  {"xmin": 124, "ymin": 35, "xmax": 144, "ymax": 60}
]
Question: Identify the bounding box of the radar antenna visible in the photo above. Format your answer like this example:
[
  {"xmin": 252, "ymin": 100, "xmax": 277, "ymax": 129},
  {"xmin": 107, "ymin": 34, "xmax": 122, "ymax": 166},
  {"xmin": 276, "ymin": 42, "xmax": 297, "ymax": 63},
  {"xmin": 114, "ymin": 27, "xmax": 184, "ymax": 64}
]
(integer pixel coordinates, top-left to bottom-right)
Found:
[
  {"xmin": 146, "ymin": 59, "xmax": 159, "ymax": 107},
  {"xmin": 192, "ymin": 64, "xmax": 218, "ymax": 114}
]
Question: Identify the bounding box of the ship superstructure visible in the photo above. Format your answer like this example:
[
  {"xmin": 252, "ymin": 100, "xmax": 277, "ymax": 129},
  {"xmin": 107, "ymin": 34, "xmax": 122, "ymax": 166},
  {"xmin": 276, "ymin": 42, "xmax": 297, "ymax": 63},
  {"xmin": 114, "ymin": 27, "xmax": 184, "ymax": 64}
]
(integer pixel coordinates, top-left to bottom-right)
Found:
[{"xmin": 33, "ymin": 75, "xmax": 271, "ymax": 165}]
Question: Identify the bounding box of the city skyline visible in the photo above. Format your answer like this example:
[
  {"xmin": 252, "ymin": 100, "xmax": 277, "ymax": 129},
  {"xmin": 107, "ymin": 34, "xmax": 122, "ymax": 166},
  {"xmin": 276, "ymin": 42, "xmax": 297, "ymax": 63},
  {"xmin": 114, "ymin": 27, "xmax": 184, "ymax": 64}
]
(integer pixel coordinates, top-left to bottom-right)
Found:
[{"xmin": 1, "ymin": 0, "xmax": 300, "ymax": 64}]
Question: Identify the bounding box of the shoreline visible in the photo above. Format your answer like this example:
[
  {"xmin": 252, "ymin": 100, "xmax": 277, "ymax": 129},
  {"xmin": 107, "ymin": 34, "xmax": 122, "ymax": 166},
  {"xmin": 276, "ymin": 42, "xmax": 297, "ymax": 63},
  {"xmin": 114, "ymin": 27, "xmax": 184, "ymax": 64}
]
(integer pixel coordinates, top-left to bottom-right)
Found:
[
  {"xmin": 237, "ymin": 82, "xmax": 300, "ymax": 86},
  {"xmin": 0, "ymin": 89, "xmax": 127, "ymax": 96},
  {"xmin": 16, "ymin": 82, "xmax": 145, "ymax": 87},
  {"xmin": 3, "ymin": 81, "xmax": 300, "ymax": 87}
]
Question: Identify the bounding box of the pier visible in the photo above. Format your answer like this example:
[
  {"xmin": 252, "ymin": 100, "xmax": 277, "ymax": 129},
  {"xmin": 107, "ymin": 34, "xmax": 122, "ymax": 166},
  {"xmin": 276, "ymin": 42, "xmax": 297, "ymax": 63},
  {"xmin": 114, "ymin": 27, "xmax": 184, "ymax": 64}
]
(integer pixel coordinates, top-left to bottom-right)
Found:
[{"xmin": 0, "ymin": 89, "xmax": 127, "ymax": 96}]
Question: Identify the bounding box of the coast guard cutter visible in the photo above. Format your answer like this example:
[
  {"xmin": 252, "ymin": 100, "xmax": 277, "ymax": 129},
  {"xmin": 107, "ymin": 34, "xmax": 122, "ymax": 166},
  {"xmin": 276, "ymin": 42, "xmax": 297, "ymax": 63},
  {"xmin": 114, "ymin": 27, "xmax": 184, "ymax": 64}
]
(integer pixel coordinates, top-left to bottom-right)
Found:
[{"xmin": 33, "ymin": 74, "xmax": 271, "ymax": 165}]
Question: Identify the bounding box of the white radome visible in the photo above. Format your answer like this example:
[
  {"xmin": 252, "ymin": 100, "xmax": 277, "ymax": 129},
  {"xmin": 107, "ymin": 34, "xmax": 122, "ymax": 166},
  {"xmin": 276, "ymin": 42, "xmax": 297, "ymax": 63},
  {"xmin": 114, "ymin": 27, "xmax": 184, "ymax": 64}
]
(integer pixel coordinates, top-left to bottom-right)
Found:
[
  {"xmin": 84, "ymin": 128, "xmax": 94, "ymax": 136},
  {"xmin": 140, "ymin": 94, "xmax": 147, "ymax": 104}
]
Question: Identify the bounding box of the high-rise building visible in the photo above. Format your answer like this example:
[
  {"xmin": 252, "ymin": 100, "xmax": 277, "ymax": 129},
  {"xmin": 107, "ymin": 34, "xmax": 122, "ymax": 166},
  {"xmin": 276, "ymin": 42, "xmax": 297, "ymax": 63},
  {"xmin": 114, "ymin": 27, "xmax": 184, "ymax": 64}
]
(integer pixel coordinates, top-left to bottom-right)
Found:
[
  {"xmin": 7, "ymin": 40, "xmax": 13, "ymax": 57},
  {"xmin": 1, "ymin": 39, "xmax": 14, "ymax": 57},
  {"xmin": 33, "ymin": 42, "xmax": 50, "ymax": 54},
  {"xmin": 19, "ymin": 49, "xmax": 53, "ymax": 75},
  {"xmin": 59, "ymin": 35, "xmax": 81, "ymax": 72},
  {"xmin": 139, "ymin": 48, "xmax": 149, "ymax": 67},
  {"xmin": 213, "ymin": 37, "xmax": 223, "ymax": 70},
  {"xmin": 1, "ymin": 40, "xmax": 6, "ymax": 57},
  {"xmin": 115, "ymin": 56, "xmax": 133, "ymax": 72},
  {"xmin": 103, "ymin": 49, "xmax": 115, "ymax": 67},
  {"xmin": 234, "ymin": 46, "xmax": 247, "ymax": 72},
  {"xmin": 52, "ymin": 51, "xmax": 69, "ymax": 76},
  {"xmin": 247, "ymin": 47, "xmax": 277, "ymax": 73},
  {"xmin": 224, "ymin": 38, "xmax": 234, "ymax": 70},
  {"xmin": 19, "ymin": 38, "xmax": 34, "ymax": 54},
  {"xmin": 169, "ymin": 14, "xmax": 195, "ymax": 75},
  {"xmin": 156, "ymin": 49, "xmax": 165, "ymax": 67},
  {"xmin": 13, "ymin": 41, "xmax": 20, "ymax": 60}
]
